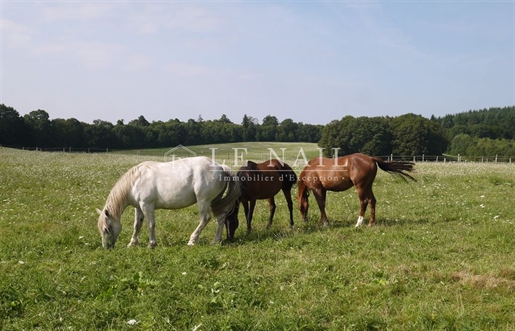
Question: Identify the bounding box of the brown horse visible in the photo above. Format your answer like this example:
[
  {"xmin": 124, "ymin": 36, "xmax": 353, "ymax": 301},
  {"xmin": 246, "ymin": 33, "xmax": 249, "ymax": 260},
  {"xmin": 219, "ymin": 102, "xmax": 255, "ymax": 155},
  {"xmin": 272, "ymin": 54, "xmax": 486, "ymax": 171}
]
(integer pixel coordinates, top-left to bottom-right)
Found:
[
  {"xmin": 298, "ymin": 153, "xmax": 416, "ymax": 227},
  {"xmin": 227, "ymin": 159, "xmax": 297, "ymax": 240}
]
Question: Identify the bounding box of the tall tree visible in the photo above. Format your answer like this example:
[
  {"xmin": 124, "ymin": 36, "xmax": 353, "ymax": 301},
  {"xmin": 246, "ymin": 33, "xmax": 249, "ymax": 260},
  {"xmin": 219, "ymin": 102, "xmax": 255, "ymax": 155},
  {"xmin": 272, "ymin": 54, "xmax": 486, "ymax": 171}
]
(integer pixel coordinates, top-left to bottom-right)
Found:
[
  {"xmin": 0, "ymin": 104, "xmax": 27, "ymax": 146},
  {"xmin": 241, "ymin": 114, "xmax": 257, "ymax": 141},
  {"xmin": 391, "ymin": 114, "xmax": 448, "ymax": 155},
  {"xmin": 24, "ymin": 109, "xmax": 54, "ymax": 147},
  {"xmin": 53, "ymin": 118, "xmax": 84, "ymax": 147}
]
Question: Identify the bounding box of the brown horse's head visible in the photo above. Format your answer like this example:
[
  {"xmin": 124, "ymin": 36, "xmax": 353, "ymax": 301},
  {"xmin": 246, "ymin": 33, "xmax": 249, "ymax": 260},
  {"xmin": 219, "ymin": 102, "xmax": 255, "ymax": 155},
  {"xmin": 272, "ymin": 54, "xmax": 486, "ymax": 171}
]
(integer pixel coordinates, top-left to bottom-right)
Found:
[{"xmin": 225, "ymin": 200, "xmax": 240, "ymax": 242}]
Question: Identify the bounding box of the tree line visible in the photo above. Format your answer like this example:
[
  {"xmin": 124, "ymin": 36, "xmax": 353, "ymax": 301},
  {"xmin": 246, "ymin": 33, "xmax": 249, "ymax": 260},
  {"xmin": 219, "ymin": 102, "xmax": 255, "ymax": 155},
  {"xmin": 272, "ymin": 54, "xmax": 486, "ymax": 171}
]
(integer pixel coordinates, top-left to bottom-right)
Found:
[
  {"xmin": 1, "ymin": 104, "xmax": 514, "ymax": 156},
  {"xmin": 318, "ymin": 107, "xmax": 515, "ymax": 157},
  {"xmin": 0, "ymin": 105, "xmax": 322, "ymax": 149}
]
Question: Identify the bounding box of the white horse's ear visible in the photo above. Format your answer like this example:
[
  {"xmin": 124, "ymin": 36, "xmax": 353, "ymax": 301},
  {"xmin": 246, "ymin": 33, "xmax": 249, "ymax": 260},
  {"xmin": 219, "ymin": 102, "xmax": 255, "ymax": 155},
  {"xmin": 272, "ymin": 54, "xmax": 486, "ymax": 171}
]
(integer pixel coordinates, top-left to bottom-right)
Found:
[{"xmin": 96, "ymin": 208, "xmax": 102, "ymax": 216}]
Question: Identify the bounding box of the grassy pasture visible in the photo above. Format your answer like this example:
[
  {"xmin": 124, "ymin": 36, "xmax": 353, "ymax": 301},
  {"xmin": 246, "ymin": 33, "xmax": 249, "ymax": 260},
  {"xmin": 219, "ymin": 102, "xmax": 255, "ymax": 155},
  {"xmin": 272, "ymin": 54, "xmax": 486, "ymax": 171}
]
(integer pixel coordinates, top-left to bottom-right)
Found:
[
  {"xmin": 0, "ymin": 145, "xmax": 514, "ymax": 330},
  {"xmin": 115, "ymin": 141, "xmax": 323, "ymax": 165}
]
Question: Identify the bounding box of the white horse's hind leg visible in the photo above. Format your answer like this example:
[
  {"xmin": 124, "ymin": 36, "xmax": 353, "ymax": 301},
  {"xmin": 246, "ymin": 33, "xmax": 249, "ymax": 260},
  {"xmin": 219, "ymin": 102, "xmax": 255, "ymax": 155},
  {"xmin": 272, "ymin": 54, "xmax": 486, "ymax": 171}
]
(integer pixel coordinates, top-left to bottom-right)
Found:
[
  {"xmin": 355, "ymin": 215, "xmax": 364, "ymax": 227},
  {"xmin": 188, "ymin": 203, "xmax": 211, "ymax": 246},
  {"xmin": 212, "ymin": 214, "xmax": 225, "ymax": 244},
  {"xmin": 128, "ymin": 208, "xmax": 144, "ymax": 247}
]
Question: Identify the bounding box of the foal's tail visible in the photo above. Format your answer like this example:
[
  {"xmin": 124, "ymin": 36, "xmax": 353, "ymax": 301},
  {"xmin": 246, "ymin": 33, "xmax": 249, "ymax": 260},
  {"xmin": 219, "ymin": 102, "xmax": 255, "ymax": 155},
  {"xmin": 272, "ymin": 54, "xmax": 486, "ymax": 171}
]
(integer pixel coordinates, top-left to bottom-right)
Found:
[
  {"xmin": 211, "ymin": 166, "xmax": 241, "ymax": 217},
  {"xmin": 373, "ymin": 157, "xmax": 417, "ymax": 182}
]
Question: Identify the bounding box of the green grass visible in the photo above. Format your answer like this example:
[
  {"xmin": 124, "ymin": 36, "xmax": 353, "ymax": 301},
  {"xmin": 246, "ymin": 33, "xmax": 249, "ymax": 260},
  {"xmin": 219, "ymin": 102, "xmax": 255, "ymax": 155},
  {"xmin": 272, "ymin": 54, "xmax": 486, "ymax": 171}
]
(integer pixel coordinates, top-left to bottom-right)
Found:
[{"xmin": 1, "ymin": 146, "xmax": 514, "ymax": 330}]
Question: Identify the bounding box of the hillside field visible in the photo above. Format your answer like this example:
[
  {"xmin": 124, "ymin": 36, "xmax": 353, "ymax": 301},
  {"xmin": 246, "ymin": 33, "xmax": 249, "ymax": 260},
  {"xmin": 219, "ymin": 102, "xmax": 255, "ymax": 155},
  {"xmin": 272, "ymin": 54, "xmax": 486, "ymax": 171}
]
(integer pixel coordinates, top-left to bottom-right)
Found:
[{"xmin": 0, "ymin": 144, "xmax": 514, "ymax": 330}]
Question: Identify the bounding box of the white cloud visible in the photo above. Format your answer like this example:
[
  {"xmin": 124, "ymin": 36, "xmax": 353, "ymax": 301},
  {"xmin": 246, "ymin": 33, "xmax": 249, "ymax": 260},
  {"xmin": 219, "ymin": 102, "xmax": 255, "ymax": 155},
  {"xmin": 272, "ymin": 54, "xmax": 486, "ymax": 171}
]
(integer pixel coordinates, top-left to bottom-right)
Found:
[
  {"xmin": 165, "ymin": 62, "xmax": 213, "ymax": 78},
  {"xmin": 72, "ymin": 42, "xmax": 125, "ymax": 69},
  {"xmin": 123, "ymin": 54, "xmax": 152, "ymax": 72},
  {"xmin": 127, "ymin": 4, "xmax": 219, "ymax": 35},
  {"xmin": 41, "ymin": 3, "xmax": 113, "ymax": 22},
  {"xmin": 1, "ymin": 19, "xmax": 33, "ymax": 48},
  {"xmin": 33, "ymin": 43, "xmax": 70, "ymax": 56}
]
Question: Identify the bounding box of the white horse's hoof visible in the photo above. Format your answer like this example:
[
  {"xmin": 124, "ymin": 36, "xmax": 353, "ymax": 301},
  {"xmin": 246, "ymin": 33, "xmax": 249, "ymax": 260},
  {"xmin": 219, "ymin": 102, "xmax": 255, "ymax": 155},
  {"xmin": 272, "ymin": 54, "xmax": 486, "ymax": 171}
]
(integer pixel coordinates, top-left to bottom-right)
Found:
[{"xmin": 187, "ymin": 241, "xmax": 195, "ymax": 246}]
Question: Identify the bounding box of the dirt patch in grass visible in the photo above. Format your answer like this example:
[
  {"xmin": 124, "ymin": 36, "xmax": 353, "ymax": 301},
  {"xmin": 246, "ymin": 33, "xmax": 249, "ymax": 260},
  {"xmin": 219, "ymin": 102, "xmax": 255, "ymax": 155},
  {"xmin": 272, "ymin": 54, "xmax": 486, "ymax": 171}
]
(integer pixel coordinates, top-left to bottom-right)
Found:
[{"xmin": 452, "ymin": 271, "xmax": 515, "ymax": 290}]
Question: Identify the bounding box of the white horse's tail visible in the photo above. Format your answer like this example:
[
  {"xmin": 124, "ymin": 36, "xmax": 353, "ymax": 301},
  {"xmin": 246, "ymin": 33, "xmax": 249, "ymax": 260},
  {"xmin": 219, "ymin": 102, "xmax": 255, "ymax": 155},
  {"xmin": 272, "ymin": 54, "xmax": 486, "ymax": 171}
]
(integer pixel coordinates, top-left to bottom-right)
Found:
[{"xmin": 211, "ymin": 166, "xmax": 241, "ymax": 217}]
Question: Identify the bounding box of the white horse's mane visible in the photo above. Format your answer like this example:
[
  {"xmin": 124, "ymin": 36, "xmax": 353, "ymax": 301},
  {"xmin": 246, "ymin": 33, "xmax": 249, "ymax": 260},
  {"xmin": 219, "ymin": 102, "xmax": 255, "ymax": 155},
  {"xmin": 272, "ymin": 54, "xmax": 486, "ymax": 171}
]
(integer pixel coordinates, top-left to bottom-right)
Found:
[{"xmin": 104, "ymin": 163, "xmax": 145, "ymax": 219}]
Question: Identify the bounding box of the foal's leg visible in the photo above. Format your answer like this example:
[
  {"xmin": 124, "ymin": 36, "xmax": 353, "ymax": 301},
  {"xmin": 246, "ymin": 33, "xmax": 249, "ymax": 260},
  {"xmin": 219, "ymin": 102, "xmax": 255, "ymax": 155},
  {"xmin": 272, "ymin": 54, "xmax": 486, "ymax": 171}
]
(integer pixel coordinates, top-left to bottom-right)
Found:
[
  {"xmin": 188, "ymin": 202, "xmax": 212, "ymax": 246},
  {"xmin": 128, "ymin": 208, "xmax": 144, "ymax": 247},
  {"xmin": 283, "ymin": 188, "xmax": 295, "ymax": 228},
  {"xmin": 266, "ymin": 197, "xmax": 276, "ymax": 230}
]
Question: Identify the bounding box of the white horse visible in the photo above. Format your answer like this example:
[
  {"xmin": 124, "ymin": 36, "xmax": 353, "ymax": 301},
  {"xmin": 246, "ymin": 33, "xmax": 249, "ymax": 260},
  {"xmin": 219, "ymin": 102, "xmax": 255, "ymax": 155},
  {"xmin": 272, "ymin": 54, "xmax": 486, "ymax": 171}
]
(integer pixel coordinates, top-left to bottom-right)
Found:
[{"xmin": 96, "ymin": 156, "xmax": 240, "ymax": 249}]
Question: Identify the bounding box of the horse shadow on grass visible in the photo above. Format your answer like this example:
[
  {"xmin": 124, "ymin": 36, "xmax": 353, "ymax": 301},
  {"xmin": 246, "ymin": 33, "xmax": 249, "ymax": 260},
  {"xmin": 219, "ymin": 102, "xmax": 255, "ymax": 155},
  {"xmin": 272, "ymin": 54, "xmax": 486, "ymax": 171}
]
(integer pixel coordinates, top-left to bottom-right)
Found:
[{"xmin": 223, "ymin": 216, "xmax": 432, "ymax": 245}]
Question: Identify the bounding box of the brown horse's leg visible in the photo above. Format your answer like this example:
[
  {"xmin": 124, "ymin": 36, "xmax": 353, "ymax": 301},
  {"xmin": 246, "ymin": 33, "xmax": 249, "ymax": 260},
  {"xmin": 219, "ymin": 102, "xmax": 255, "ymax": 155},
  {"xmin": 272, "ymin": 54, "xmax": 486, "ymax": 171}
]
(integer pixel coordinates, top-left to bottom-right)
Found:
[
  {"xmin": 241, "ymin": 199, "xmax": 250, "ymax": 234},
  {"xmin": 283, "ymin": 188, "xmax": 294, "ymax": 228},
  {"xmin": 313, "ymin": 188, "xmax": 329, "ymax": 226},
  {"xmin": 266, "ymin": 197, "xmax": 276, "ymax": 230},
  {"xmin": 355, "ymin": 187, "xmax": 375, "ymax": 227},
  {"xmin": 368, "ymin": 190, "xmax": 377, "ymax": 227},
  {"xmin": 247, "ymin": 199, "xmax": 257, "ymax": 235}
]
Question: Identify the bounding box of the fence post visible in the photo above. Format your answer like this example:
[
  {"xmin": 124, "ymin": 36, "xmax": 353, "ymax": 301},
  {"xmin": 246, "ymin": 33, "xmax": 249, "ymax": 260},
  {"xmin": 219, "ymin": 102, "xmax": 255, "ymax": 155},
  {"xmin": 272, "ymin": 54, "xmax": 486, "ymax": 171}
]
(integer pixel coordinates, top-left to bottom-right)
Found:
[
  {"xmin": 458, "ymin": 154, "xmax": 461, "ymax": 162},
  {"xmin": 495, "ymin": 155, "xmax": 498, "ymax": 163}
]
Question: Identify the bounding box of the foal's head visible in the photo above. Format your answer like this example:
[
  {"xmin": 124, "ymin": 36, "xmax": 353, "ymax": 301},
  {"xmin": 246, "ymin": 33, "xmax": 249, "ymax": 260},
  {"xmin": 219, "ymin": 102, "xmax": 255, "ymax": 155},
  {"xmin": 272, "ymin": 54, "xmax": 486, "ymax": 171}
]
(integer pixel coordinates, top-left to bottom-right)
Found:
[{"xmin": 96, "ymin": 208, "xmax": 122, "ymax": 249}]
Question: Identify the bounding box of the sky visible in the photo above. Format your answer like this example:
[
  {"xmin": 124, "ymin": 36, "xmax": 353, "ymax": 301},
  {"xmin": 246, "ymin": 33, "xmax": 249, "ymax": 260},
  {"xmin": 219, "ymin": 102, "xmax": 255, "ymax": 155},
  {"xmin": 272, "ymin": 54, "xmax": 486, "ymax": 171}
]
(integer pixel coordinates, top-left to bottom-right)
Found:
[{"xmin": 1, "ymin": 1, "xmax": 513, "ymax": 125}]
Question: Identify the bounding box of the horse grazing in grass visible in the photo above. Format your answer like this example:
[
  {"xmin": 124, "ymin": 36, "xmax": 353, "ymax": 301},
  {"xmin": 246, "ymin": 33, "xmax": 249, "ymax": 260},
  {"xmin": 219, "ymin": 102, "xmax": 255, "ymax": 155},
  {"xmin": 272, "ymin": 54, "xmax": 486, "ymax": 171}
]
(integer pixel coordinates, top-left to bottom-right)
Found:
[
  {"xmin": 96, "ymin": 156, "xmax": 240, "ymax": 249},
  {"xmin": 227, "ymin": 159, "xmax": 297, "ymax": 240},
  {"xmin": 298, "ymin": 153, "xmax": 416, "ymax": 227}
]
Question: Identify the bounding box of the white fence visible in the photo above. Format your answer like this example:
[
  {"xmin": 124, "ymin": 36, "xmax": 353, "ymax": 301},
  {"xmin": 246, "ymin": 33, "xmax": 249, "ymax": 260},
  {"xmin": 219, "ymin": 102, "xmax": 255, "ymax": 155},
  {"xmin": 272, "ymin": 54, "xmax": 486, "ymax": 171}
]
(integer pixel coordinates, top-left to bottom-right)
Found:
[{"xmin": 384, "ymin": 154, "xmax": 513, "ymax": 163}]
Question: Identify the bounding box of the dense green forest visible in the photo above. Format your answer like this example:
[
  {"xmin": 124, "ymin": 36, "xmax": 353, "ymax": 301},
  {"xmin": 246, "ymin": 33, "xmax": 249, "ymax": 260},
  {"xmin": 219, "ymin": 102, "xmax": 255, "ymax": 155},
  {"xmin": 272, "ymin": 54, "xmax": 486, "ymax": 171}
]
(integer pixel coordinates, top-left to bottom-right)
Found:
[
  {"xmin": 0, "ymin": 106, "xmax": 321, "ymax": 149},
  {"xmin": 1, "ymin": 104, "xmax": 514, "ymax": 156}
]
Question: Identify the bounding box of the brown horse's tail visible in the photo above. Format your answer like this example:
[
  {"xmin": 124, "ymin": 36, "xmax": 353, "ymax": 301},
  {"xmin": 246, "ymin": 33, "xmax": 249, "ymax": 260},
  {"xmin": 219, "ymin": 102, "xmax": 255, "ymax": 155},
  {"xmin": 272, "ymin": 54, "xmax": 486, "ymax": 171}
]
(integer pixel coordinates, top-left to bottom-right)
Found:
[
  {"xmin": 279, "ymin": 163, "xmax": 297, "ymax": 190},
  {"xmin": 211, "ymin": 166, "xmax": 242, "ymax": 218},
  {"xmin": 373, "ymin": 157, "xmax": 417, "ymax": 182}
]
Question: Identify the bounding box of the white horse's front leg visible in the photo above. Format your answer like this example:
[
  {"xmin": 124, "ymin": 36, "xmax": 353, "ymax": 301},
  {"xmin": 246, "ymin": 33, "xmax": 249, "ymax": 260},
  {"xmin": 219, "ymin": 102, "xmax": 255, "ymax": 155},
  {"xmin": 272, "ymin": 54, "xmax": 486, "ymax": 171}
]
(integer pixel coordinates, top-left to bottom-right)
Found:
[
  {"xmin": 355, "ymin": 215, "xmax": 364, "ymax": 227},
  {"xmin": 140, "ymin": 203, "xmax": 157, "ymax": 248},
  {"xmin": 128, "ymin": 208, "xmax": 144, "ymax": 247}
]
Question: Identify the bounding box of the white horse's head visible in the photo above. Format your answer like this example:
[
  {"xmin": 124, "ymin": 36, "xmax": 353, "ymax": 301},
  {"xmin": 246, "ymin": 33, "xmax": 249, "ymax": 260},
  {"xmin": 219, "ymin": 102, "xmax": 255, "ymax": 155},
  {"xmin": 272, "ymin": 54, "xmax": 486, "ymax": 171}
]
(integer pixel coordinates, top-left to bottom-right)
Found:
[{"xmin": 96, "ymin": 208, "xmax": 122, "ymax": 249}]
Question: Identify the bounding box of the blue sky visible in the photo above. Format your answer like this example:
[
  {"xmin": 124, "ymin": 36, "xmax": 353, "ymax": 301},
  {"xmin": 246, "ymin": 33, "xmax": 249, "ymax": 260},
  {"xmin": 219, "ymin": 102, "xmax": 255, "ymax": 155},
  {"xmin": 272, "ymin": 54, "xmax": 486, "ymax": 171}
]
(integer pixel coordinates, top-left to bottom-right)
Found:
[{"xmin": 1, "ymin": 1, "xmax": 513, "ymax": 125}]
